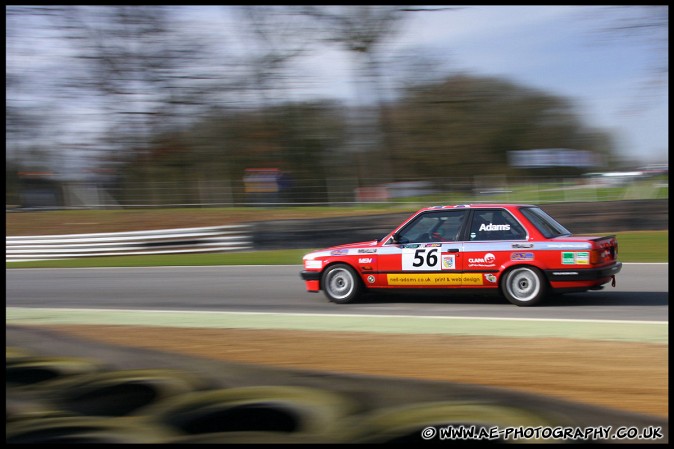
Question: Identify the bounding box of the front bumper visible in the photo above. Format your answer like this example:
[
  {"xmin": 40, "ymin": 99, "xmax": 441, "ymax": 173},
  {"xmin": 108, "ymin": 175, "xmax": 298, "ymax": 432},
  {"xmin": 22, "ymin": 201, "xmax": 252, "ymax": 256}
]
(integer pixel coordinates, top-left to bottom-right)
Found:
[
  {"xmin": 544, "ymin": 262, "xmax": 622, "ymax": 282},
  {"xmin": 300, "ymin": 270, "xmax": 322, "ymax": 281},
  {"xmin": 300, "ymin": 270, "xmax": 321, "ymax": 292}
]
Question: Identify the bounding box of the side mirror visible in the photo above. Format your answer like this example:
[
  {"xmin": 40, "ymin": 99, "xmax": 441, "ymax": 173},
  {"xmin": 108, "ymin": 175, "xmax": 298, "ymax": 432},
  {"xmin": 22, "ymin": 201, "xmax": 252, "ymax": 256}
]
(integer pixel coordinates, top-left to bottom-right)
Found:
[{"xmin": 392, "ymin": 232, "xmax": 408, "ymax": 244}]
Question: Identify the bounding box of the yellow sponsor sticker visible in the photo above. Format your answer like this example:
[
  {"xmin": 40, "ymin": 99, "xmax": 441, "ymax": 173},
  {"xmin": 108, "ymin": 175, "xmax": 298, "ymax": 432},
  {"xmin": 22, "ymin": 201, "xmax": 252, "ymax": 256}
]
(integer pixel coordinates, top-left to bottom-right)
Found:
[
  {"xmin": 462, "ymin": 274, "xmax": 485, "ymax": 285},
  {"xmin": 387, "ymin": 273, "xmax": 483, "ymax": 286}
]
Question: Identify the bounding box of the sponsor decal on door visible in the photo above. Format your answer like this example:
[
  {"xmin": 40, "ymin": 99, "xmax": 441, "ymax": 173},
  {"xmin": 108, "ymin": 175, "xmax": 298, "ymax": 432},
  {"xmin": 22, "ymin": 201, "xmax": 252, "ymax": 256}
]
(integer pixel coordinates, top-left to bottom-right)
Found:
[{"xmin": 386, "ymin": 273, "xmax": 483, "ymax": 286}]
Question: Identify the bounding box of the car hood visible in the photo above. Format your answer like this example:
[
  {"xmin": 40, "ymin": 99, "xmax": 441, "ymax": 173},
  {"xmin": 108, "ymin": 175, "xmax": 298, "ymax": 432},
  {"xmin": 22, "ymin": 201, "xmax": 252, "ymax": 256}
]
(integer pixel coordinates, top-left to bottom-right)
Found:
[
  {"xmin": 325, "ymin": 240, "xmax": 379, "ymax": 251},
  {"xmin": 303, "ymin": 240, "xmax": 379, "ymax": 260}
]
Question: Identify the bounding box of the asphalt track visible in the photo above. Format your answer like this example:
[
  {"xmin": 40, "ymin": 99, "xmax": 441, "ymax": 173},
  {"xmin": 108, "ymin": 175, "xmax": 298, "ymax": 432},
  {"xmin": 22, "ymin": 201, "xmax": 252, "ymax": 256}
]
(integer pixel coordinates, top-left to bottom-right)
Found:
[{"xmin": 6, "ymin": 263, "xmax": 668, "ymax": 344}]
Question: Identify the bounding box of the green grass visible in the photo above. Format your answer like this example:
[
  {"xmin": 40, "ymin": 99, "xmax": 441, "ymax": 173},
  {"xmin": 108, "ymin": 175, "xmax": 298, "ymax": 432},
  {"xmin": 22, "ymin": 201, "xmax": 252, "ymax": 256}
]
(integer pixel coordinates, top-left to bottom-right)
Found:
[
  {"xmin": 6, "ymin": 249, "xmax": 311, "ymax": 269},
  {"xmin": 6, "ymin": 231, "xmax": 667, "ymax": 268},
  {"xmin": 607, "ymin": 231, "xmax": 668, "ymax": 263}
]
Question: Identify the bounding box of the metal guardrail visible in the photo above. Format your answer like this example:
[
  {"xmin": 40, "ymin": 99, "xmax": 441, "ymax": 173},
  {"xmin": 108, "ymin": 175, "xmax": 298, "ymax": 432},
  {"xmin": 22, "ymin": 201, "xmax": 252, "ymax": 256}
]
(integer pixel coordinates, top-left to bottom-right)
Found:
[
  {"xmin": 6, "ymin": 225, "xmax": 253, "ymax": 262},
  {"xmin": 6, "ymin": 199, "xmax": 668, "ymax": 262}
]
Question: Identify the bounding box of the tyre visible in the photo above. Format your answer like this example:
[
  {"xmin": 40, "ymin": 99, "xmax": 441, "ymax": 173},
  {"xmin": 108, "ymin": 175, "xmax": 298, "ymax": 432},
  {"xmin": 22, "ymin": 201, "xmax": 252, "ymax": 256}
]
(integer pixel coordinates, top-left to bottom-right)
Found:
[
  {"xmin": 321, "ymin": 264, "xmax": 362, "ymax": 304},
  {"xmin": 147, "ymin": 386, "xmax": 360, "ymax": 442},
  {"xmin": 501, "ymin": 266, "xmax": 547, "ymax": 307}
]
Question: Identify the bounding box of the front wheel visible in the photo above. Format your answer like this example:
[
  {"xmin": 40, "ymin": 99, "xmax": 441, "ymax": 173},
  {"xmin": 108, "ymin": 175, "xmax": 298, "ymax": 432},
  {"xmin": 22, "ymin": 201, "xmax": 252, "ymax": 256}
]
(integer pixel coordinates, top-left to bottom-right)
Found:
[
  {"xmin": 501, "ymin": 266, "xmax": 547, "ymax": 307},
  {"xmin": 321, "ymin": 264, "xmax": 362, "ymax": 304}
]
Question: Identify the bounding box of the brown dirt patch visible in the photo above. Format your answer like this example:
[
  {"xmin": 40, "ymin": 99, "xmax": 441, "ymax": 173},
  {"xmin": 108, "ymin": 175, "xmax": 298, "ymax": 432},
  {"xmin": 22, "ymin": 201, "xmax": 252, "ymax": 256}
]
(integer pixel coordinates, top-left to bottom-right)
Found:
[{"xmin": 40, "ymin": 325, "xmax": 668, "ymax": 418}]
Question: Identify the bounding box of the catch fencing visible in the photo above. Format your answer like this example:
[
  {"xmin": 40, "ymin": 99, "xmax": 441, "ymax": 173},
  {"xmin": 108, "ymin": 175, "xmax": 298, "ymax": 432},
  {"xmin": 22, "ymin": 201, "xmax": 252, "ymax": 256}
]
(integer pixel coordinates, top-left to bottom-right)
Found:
[{"xmin": 11, "ymin": 174, "xmax": 668, "ymax": 210}]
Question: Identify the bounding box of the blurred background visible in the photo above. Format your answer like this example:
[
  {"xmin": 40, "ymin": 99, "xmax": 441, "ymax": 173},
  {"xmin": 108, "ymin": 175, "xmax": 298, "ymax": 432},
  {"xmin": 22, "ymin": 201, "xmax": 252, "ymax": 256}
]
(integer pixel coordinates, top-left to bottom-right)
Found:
[{"xmin": 6, "ymin": 5, "xmax": 668, "ymax": 209}]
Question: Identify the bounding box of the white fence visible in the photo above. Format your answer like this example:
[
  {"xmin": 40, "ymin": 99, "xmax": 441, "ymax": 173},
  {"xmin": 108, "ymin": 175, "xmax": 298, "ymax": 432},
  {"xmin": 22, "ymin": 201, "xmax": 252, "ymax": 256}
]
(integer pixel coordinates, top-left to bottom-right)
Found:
[{"xmin": 6, "ymin": 225, "xmax": 253, "ymax": 262}]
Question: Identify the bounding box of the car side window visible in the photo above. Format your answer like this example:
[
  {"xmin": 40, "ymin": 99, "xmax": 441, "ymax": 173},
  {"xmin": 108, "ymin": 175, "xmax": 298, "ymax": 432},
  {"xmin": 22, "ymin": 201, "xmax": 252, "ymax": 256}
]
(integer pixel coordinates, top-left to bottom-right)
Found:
[
  {"xmin": 468, "ymin": 210, "xmax": 526, "ymax": 241},
  {"xmin": 396, "ymin": 210, "xmax": 467, "ymax": 243}
]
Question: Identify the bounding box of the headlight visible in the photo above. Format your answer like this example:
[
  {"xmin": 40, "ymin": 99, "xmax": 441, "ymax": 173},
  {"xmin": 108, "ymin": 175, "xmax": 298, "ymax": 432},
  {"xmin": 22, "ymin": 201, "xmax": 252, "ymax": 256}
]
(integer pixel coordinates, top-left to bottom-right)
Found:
[{"xmin": 304, "ymin": 259, "xmax": 323, "ymax": 270}]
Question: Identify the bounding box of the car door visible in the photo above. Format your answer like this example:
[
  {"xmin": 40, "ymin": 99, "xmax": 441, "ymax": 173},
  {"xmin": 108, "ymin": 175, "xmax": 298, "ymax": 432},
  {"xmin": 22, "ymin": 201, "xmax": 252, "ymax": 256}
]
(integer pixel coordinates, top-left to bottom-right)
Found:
[
  {"xmin": 461, "ymin": 208, "xmax": 529, "ymax": 286},
  {"xmin": 377, "ymin": 209, "xmax": 467, "ymax": 288}
]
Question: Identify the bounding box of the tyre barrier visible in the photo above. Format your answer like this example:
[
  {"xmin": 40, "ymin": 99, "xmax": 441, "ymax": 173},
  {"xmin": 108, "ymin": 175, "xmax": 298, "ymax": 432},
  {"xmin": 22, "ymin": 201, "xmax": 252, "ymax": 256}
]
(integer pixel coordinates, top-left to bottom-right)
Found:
[
  {"xmin": 142, "ymin": 386, "xmax": 364, "ymax": 443},
  {"xmin": 6, "ymin": 393, "xmax": 73, "ymax": 424},
  {"xmin": 36, "ymin": 369, "xmax": 215, "ymax": 418},
  {"xmin": 6, "ymin": 417, "xmax": 177, "ymax": 444},
  {"xmin": 6, "ymin": 332, "xmax": 669, "ymax": 444},
  {"xmin": 6, "ymin": 354, "xmax": 107, "ymax": 424},
  {"xmin": 6, "ymin": 346, "xmax": 32, "ymax": 362},
  {"xmin": 6, "ymin": 356, "xmax": 105, "ymax": 389},
  {"xmin": 5, "ymin": 363, "xmax": 360, "ymax": 443}
]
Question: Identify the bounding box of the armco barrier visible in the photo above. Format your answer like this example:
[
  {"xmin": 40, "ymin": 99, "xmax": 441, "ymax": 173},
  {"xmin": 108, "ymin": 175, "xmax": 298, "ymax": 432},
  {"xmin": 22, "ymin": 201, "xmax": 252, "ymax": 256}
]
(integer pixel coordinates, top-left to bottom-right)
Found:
[
  {"xmin": 6, "ymin": 225, "xmax": 253, "ymax": 262},
  {"xmin": 6, "ymin": 200, "xmax": 668, "ymax": 261}
]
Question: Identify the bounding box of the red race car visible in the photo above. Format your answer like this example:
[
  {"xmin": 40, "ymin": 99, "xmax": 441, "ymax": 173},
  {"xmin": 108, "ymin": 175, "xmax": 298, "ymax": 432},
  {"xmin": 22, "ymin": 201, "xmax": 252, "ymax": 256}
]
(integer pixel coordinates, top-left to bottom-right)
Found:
[{"xmin": 300, "ymin": 204, "xmax": 622, "ymax": 306}]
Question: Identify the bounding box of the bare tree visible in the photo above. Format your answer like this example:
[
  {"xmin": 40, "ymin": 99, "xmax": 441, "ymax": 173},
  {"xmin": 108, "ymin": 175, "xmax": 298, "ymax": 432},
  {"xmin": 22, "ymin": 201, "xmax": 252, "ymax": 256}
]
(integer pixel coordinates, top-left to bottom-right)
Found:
[
  {"xmin": 230, "ymin": 6, "xmax": 321, "ymax": 166},
  {"xmin": 300, "ymin": 6, "xmax": 411, "ymax": 185},
  {"xmin": 592, "ymin": 5, "xmax": 668, "ymax": 112},
  {"xmin": 602, "ymin": 6, "xmax": 667, "ymax": 78},
  {"xmin": 235, "ymin": 6, "xmax": 318, "ymax": 103}
]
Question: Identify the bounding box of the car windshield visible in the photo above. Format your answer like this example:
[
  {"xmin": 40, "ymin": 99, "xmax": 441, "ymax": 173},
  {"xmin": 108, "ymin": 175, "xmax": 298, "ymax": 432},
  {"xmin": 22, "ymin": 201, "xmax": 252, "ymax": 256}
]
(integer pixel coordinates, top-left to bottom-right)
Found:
[{"xmin": 520, "ymin": 207, "xmax": 572, "ymax": 238}]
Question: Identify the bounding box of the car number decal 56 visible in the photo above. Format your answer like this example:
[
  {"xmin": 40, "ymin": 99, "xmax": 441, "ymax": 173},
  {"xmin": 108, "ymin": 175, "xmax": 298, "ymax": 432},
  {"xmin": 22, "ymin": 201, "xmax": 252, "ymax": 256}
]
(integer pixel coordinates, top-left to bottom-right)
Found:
[{"xmin": 402, "ymin": 247, "xmax": 441, "ymax": 271}]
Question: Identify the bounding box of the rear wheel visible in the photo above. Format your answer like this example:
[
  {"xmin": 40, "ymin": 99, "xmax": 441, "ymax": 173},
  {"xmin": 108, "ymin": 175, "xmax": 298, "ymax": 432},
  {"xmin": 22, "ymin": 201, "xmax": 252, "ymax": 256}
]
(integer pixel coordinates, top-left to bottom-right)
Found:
[
  {"xmin": 501, "ymin": 266, "xmax": 547, "ymax": 307},
  {"xmin": 322, "ymin": 264, "xmax": 362, "ymax": 304}
]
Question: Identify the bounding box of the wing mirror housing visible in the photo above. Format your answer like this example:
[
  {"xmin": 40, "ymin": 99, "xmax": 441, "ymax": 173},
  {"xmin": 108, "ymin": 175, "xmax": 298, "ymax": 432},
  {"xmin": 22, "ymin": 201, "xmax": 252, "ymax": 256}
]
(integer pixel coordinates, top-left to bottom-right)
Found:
[{"xmin": 391, "ymin": 232, "xmax": 409, "ymax": 244}]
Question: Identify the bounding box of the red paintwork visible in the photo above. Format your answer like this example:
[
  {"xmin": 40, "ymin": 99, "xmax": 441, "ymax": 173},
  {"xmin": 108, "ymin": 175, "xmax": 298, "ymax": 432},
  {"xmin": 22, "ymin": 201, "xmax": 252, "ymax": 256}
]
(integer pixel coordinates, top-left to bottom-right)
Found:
[{"xmin": 301, "ymin": 204, "xmax": 621, "ymax": 303}]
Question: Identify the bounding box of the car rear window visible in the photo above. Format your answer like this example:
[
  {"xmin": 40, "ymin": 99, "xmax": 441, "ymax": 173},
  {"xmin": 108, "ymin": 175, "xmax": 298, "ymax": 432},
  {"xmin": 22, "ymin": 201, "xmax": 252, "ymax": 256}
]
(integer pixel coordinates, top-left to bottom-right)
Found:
[{"xmin": 520, "ymin": 207, "xmax": 572, "ymax": 238}]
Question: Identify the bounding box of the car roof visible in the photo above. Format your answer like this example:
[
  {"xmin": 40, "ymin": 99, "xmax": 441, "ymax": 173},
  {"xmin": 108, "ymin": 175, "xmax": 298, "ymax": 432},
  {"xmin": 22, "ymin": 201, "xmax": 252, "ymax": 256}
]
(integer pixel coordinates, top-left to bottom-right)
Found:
[{"xmin": 418, "ymin": 204, "xmax": 536, "ymax": 212}]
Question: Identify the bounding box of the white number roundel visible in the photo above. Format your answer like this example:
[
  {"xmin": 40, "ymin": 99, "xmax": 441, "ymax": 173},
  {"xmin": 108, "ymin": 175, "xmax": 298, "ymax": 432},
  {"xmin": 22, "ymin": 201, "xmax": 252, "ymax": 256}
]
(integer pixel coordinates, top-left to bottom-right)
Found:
[{"xmin": 402, "ymin": 248, "xmax": 441, "ymax": 271}]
